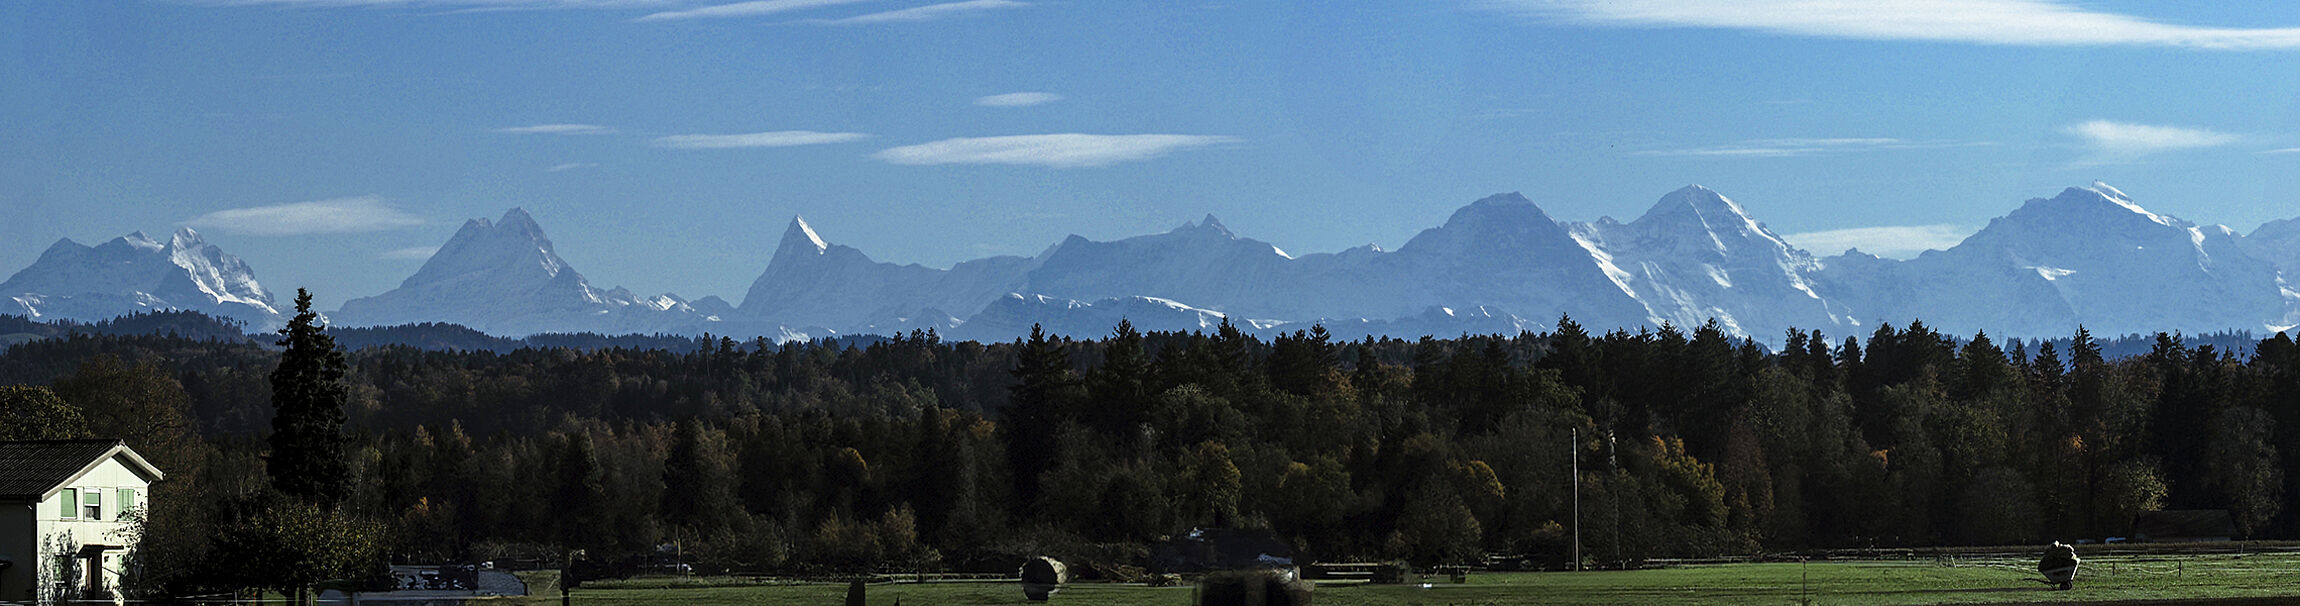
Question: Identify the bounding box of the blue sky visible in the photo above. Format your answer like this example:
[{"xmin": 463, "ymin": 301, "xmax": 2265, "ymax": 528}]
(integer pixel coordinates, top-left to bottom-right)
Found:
[{"xmin": 7, "ymin": 1, "xmax": 2300, "ymax": 309}]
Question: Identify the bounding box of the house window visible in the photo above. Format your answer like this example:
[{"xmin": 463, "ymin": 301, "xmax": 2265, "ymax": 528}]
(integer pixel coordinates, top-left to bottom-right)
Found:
[
  {"xmin": 59, "ymin": 488, "xmax": 77, "ymax": 519},
  {"xmin": 83, "ymin": 489, "xmax": 101, "ymax": 520},
  {"xmin": 119, "ymin": 488, "xmax": 136, "ymax": 515}
]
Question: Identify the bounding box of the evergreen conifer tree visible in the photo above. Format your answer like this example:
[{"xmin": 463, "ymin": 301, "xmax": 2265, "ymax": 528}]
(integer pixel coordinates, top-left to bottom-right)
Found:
[
  {"xmin": 1005, "ymin": 324, "xmax": 1079, "ymax": 502},
  {"xmin": 268, "ymin": 289, "xmax": 352, "ymax": 507}
]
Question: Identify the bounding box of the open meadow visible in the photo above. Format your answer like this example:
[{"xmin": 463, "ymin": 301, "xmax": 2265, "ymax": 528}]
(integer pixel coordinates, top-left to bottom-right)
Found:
[{"xmin": 571, "ymin": 552, "xmax": 2300, "ymax": 605}]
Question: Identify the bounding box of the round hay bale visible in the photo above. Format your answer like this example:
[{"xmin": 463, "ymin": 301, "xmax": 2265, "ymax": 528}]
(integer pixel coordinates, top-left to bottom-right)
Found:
[{"xmin": 1020, "ymin": 556, "xmax": 1068, "ymax": 601}]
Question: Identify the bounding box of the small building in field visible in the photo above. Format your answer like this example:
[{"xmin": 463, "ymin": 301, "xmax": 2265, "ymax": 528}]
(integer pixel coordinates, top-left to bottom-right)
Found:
[
  {"xmin": 0, "ymin": 439, "xmax": 165, "ymax": 605},
  {"xmin": 2131, "ymin": 509, "xmax": 2237, "ymax": 543}
]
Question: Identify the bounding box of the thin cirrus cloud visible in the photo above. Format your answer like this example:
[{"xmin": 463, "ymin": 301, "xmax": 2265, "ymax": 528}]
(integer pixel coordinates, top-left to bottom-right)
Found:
[
  {"xmin": 651, "ymin": 130, "xmax": 870, "ymax": 149},
  {"xmin": 1780, "ymin": 224, "xmax": 1974, "ymax": 258},
  {"xmin": 546, "ymin": 162, "xmax": 600, "ymax": 172},
  {"xmin": 1489, "ymin": 0, "xmax": 2300, "ymax": 49},
  {"xmin": 633, "ymin": 0, "xmax": 872, "ymax": 22},
  {"xmin": 380, "ymin": 246, "xmax": 440, "ymax": 261},
  {"xmin": 2062, "ymin": 120, "xmax": 2239, "ymax": 156},
  {"xmin": 183, "ymin": 196, "xmax": 425, "ymax": 236},
  {"xmin": 974, "ymin": 92, "xmax": 1064, "ymax": 107},
  {"xmin": 875, "ymin": 134, "xmax": 1242, "ymax": 168},
  {"xmin": 494, "ymin": 124, "xmax": 615, "ymax": 135},
  {"xmin": 798, "ymin": 0, "xmax": 1025, "ymax": 25},
  {"xmin": 1634, "ymin": 137, "xmax": 1985, "ymax": 158},
  {"xmin": 204, "ymin": 0, "xmax": 666, "ymax": 7}
]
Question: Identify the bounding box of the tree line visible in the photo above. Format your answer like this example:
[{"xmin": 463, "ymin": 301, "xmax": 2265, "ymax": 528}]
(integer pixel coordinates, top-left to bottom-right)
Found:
[{"xmin": 2, "ymin": 310, "xmax": 2297, "ymax": 596}]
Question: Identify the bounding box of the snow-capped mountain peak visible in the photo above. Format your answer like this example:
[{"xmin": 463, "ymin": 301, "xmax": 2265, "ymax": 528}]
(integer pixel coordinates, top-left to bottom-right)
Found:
[
  {"xmin": 497, "ymin": 206, "xmax": 545, "ymax": 234},
  {"xmin": 1636, "ymin": 185, "xmax": 1753, "ymax": 228},
  {"xmin": 2000, "ymin": 186, "xmax": 2184, "ymax": 235},
  {"xmin": 1817, "ymin": 183, "xmax": 2293, "ymax": 339},
  {"xmin": 168, "ymin": 226, "xmax": 203, "ymax": 248},
  {"xmin": 782, "ymin": 216, "xmax": 830, "ymax": 256},
  {"xmin": 333, "ymin": 208, "xmax": 726, "ymax": 336},
  {"xmin": 398, "ymin": 208, "xmax": 570, "ymax": 290},
  {"xmin": 1570, "ymin": 185, "xmax": 1835, "ymax": 338},
  {"xmin": 1401, "ymin": 192, "xmax": 1568, "ymax": 255},
  {"xmin": 0, "ymin": 226, "xmax": 281, "ymax": 328},
  {"xmin": 119, "ymin": 231, "xmax": 165, "ymax": 252}
]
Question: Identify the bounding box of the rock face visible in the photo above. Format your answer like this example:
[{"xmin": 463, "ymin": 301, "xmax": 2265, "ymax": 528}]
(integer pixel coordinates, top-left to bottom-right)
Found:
[
  {"xmin": 332, "ymin": 208, "xmax": 722, "ymax": 336},
  {"xmin": 0, "ymin": 227, "xmax": 283, "ymax": 330}
]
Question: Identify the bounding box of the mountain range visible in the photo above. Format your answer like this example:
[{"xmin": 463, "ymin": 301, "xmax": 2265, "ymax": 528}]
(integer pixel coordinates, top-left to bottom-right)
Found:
[
  {"xmin": 8, "ymin": 183, "xmax": 2296, "ymax": 344},
  {"xmin": 1, "ymin": 227, "xmax": 283, "ymax": 330}
]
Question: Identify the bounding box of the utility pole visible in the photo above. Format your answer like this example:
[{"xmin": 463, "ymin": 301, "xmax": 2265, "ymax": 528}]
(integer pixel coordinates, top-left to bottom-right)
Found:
[{"xmin": 1571, "ymin": 426, "xmax": 1581, "ymax": 572}]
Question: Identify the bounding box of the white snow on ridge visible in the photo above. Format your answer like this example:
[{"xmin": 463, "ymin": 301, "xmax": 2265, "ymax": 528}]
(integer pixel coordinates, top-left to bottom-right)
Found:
[
  {"xmin": 2089, "ymin": 180, "xmax": 2173, "ymax": 227},
  {"xmin": 2031, "ymin": 266, "xmax": 2075, "ymax": 281},
  {"xmin": 792, "ymin": 216, "xmax": 829, "ymax": 252}
]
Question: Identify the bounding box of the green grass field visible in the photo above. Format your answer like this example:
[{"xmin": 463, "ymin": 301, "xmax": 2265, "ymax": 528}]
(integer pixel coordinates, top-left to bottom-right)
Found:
[{"xmin": 570, "ymin": 552, "xmax": 2300, "ymax": 605}]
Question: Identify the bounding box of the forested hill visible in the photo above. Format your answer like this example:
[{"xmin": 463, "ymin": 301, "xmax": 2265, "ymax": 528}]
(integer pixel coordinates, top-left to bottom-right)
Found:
[
  {"xmin": 4, "ymin": 314, "xmax": 2300, "ymax": 591},
  {"xmin": 3, "ymin": 309, "xmax": 2271, "ymax": 359},
  {"xmin": 0, "ymin": 310, "xmax": 256, "ymax": 345}
]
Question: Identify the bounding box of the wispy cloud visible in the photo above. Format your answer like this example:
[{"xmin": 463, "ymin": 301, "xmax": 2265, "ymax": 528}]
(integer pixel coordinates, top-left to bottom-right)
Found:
[
  {"xmin": 975, "ymin": 92, "xmax": 1063, "ymax": 107},
  {"xmin": 494, "ymin": 123, "xmax": 615, "ymax": 135},
  {"xmin": 2063, "ymin": 120, "xmax": 2238, "ymax": 157},
  {"xmin": 184, "ymin": 196, "xmax": 425, "ymax": 236},
  {"xmin": 800, "ymin": 0, "xmax": 1023, "ymax": 25},
  {"xmin": 206, "ymin": 0, "xmax": 672, "ymax": 9},
  {"xmin": 652, "ymin": 130, "xmax": 870, "ymax": 149},
  {"xmin": 634, "ymin": 0, "xmax": 870, "ymax": 21},
  {"xmin": 875, "ymin": 134, "xmax": 1242, "ymax": 168},
  {"xmin": 546, "ymin": 162, "xmax": 599, "ymax": 172},
  {"xmin": 2262, "ymin": 148, "xmax": 2300, "ymax": 155},
  {"xmin": 1783, "ymin": 224, "xmax": 1973, "ymax": 258},
  {"xmin": 1489, "ymin": 0, "xmax": 2300, "ymax": 49},
  {"xmin": 1635, "ymin": 137, "xmax": 1984, "ymax": 158},
  {"xmin": 380, "ymin": 246, "xmax": 440, "ymax": 260}
]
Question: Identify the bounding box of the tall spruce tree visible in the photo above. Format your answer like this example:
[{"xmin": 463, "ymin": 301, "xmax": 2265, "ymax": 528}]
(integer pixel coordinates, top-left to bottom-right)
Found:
[
  {"xmin": 1005, "ymin": 324, "xmax": 1079, "ymax": 502},
  {"xmin": 268, "ymin": 289, "xmax": 352, "ymax": 507},
  {"xmin": 1086, "ymin": 319, "xmax": 1153, "ymax": 433}
]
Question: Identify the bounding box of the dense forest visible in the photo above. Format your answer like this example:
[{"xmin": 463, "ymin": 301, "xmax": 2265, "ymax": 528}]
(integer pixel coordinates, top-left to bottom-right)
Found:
[{"xmin": 3, "ymin": 310, "xmax": 2298, "ymax": 596}]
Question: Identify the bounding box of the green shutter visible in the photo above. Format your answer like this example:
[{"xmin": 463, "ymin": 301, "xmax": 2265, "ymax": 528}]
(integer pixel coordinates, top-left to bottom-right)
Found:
[
  {"xmin": 59, "ymin": 488, "xmax": 76, "ymax": 518},
  {"xmin": 120, "ymin": 488, "xmax": 135, "ymax": 513}
]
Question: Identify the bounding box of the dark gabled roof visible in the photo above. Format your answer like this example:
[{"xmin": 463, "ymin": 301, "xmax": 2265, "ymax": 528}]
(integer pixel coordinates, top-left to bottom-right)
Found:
[{"xmin": 0, "ymin": 439, "xmax": 159, "ymax": 500}]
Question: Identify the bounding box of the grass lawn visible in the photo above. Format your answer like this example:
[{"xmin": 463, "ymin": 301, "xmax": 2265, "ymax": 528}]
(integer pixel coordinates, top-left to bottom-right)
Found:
[{"xmin": 569, "ymin": 552, "xmax": 2300, "ymax": 605}]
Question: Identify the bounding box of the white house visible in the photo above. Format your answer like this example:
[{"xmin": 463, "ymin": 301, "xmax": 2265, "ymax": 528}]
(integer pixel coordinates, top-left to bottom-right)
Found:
[{"xmin": 0, "ymin": 439, "xmax": 165, "ymax": 605}]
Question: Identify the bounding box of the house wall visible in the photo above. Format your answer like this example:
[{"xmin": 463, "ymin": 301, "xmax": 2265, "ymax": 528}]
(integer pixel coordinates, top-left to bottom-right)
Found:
[
  {"xmin": 1, "ymin": 501, "xmax": 34, "ymax": 604},
  {"xmin": 30, "ymin": 454, "xmax": 154, "ymax": 604}
]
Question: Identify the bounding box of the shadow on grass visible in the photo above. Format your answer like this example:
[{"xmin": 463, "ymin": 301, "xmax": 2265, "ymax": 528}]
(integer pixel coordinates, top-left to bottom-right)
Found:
[{"xmin": 1836, "ymin": 586, "xmax": 2053, "ymax": 596}]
